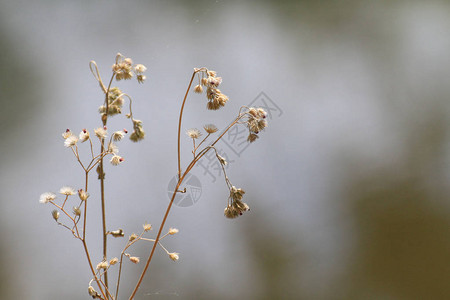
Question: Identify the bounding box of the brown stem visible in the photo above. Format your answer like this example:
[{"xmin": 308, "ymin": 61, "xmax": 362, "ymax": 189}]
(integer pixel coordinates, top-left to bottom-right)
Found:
[
  {"xmin": 81, "ymin": 171, "xmax": 108, "ymax": 300},
  {"xmin": 81, "ymin": 239, "xmax": 108, "ymax": 300},
  {"xmin": 99, "ymin": 146, "xmax": 109, "ymax": 296},
  {"xmin": 115, "ymin": 234, "xmax": 142, "ymax": 299},
  {"xmin": 91, "ymin": 73, "xmax": 115, "ymax": 299},
  {"xmin": 177, "ymin": 71, "xmax": 197, "ymax": 179},
  {"xmin": 100, "ymin": 74, "xmax": 115, "ymax": 298},
  {"xmin": 128, "ymin": 179, "xmax": 183, "ymax": 300},
  {"xmin": 129, "ymin": 70, "xmax": 198, "ymax": 299},
  {"xmin": 129, "ymin": 68, "xmax": 242, "ymax": 299}
]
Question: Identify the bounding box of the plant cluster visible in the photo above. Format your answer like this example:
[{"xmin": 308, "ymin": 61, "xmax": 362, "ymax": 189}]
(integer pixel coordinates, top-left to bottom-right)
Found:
[{"xmin": 40, "ymin": 53, "xmax": 268, "ymax": 299}]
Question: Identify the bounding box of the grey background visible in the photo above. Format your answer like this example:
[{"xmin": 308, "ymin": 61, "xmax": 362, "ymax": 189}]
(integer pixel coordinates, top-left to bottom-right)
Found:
[{"xmin": 1, "ymin": 1, "xmax": 450, "ymax": 299}]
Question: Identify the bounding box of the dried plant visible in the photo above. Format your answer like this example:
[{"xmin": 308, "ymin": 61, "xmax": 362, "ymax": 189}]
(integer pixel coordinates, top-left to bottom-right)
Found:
[{"xmin": 40, "ymin": 53, "xmax": 269, "ymax": 299}]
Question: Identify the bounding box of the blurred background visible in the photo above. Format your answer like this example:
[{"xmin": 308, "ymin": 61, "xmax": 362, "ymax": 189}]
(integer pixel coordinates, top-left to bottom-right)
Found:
[{"xmin": 1, "ymin": 0, "xmax": 450, "ymax": 299}]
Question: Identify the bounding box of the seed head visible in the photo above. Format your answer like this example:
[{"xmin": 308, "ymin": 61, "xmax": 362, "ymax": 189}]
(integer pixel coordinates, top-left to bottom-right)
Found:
[
  {"xmin": 72, "ymin": 206, "xmax": 81, "ymax": 216},
  {"xmin": 112, "ymin": 130, "xmax": 126, "ymax": 141},
  {"xmin": 134, "ymin": 64, "xmax": 147, "ymax": 74},
  {"xmin": 194, "ymin": 84, "xmax": 203, "ymax": 93},
  {"xmin": 205, "ymin": 88, "xmax": 228, "ymax": 110},
  {"xmin": 88, "ymin": 285, "xmax": 100, "ymax": 298},
  {"xmin": 51, "ymin": 209, "xmax": 60, "ymax": 221},
  {"xmin": 64, "ymin": 135, "xmax": 78, "ymax": 148},
  {"xmin": 109, "ymin": 257, "xmax": 119, "ymax": 265},
  {"xmin": 79, "ymin": 129, "xmax": 90, "ymax": 142},
  {"xmin": 40, "ymin": 192, "xmax": 56, "ymax": 204},
  {"xmin": 108, "ymin": 142, "xmax": 119, "ymax": 154},
  {"xmin": 110, "ymin": 155, "xmax": 124, "ymax": 166},
  {"xmin": 203, "ymin": 124, "xmax": 218, "ymax": 134},
  {"xmin": 137, "ymin": 74, "xmax": 146, "ymax": 84},
  {"xmin": 247, "ymin": 133, "xmax": 259, "ymax": 143},
  {"xmin": 246, "ymin": 107, "xmax": 268, "ymax": 134},
  {"xmin": 224, "ymin": 205, "xmax": 239, "ymax": 219},
  {"xmin": 129, "ymin": 256, "xmax": 140, "ymax": 264},
  {"xmin": 168, "ymin": 252, "xmax": 180, "ymax": 262},
  {"xmin": 60, "ymin": 186, "xmax": 76, "ymax": 196},
  {"xmin": 233, "ymin": 199, "xmax": 250, "ymax": 214},
  {"xmin": 129, "ymin": 233, "xmax": 138, "ymax": 242},
  {"xmin": 168, "ymin": 228, "xmax": 179, "ymax": 235},
  {"xmin": 206, "ymin": 76, "xmax": 222, "ymax": 88},
  {"xmin": 257, "ymin": 108, "xmax": 267, "ymax": 118},
  {"xmin": 230, "ymin": 186, "xmax": 245, "ymax": 201},
  {"xmin": 130, "ymin": 119, "xmax": 145, "ymax": 142},
  {"xmin": 186, "ymin": 128, "xmax": 201, "ymax": 139},
  {"xmin": 109, "ymin": 229, "xmax": 124, "ymax": 237},
  {"xmin": 207, "ymin": 100, "xmax": 221, "ymax": 110},
  {"xmin": 217, "ymin": 93, "xmax": 229, "ymax": 106},
  {"xmin": 113, "ymin": 56, "xmax": 134, "ymax": 81},
  {"xmin": 62, "ymin": 129, "xmax": 72, "ymax": 139},
  {"xmin": 143, "ymin": 223, "xmax": 152, "ymax": 232},
  {"xmin": 78, "ymin": 189, "xmax": 90, "ymax": 201},
  {"xmin": 96, "ymin": 261, "xmax": 108, "ymax": 270},
  {"xmin": 94, "ymin": 127, "xmax": 107, "ymax": 139},
  {"xmin": 206, "ymin": 87, "xmax": 218, "ymax": 100}
]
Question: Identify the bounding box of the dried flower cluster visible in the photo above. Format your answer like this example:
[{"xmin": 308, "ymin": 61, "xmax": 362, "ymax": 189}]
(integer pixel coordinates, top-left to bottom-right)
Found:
[
  {"xmin": 112, "ymin": 54, "xmax": 147, "ymax": 83},
  {"xmin": 224, "ymin": 186, "xmax": 250, "ymax": 218},
  {"xmin": 246, "ymin": 107, "xmax": 268, "ymax": 143},
  {"xmin": 129, "ymin": 118, "xmax": 145, "ymax": 142},
  {"xmin": 99, "ymin": 87, "xmax": 124, "ymax": 117},
  {"xmin": 193, "ymin": 69, "xmax": 229, "ymax": 110}
]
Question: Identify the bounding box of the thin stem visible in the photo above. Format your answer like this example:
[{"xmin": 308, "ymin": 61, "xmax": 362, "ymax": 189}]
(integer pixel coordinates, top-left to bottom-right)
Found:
[
  {"xmin": 130, "ymin": 68, "xmax": 235, "ymax": 299},
  {"xmin": 115, "ymin": 232, "xmax": 144, "ymax": 299},
  {"xmin": 80, "ymin": 170, "xmax": 108, "ymax": 300},
  {"xmin": 177, "ymin": 71, "xmax": 197, "ymax": 179},
  {"xmin": 71, "ymin": 146, "xmax": 87, "ymax": 172},
  {"xmin": 128, "ymin": 178, "xmax": 183, "ymax": 300},
  {"xmin": 100, "ymin": 73, "xmax": 115, "ymax": 298},
  {"xmin": 184, "ymin": 115, "xmax": 244, "ymax": 175},
  {"xmin": 89, "ymin": 137, "xmax": 95, "ymax": 159},
  {"xmin": 99, "ymin": 141, "xmax": 109, "ymax": 296},
  {"xmin": 191, "ymin": 138, "xmax": 196, "ymax": 158},
  {"xmin": 130, "ymin": 70, "xmax": 200, "ymax": 299},
  {"xmin": 115, "ymin": 252, "xmax": 125, "ymax": 299},
  {"xmin": 194, "ymin": 133, "xmax": 210, "ymax": 153},
  {"xmin": 61, "ymin": 195, "xmax": 69, "ymax": 209}
]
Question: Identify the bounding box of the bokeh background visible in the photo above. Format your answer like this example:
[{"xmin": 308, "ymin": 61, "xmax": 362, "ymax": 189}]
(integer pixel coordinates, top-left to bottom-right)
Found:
[{"xmin": 1, "ymin": 1, "xmax": 450, "ymax": 299}]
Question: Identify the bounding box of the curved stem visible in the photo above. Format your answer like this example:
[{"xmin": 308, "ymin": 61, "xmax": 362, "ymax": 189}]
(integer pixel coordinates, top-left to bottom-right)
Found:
[
  {"xmin": 128, "ymin": 178, "xmax": 183, "ymax": 300},
  {"xmin": 130, "ymin": 70, "xmax": 197, "ymax": 299},
  {"xmin": 177, "ymin": 71, "xmax": 197, "ymax": 179},
  {"xmin": 128, "ymin": 114, "xmax": 243, "ymax": 299},
  {"xmin": 130, "ymin": 68, "xmax": 240, "ymax": 299},
  {"xmin": 115, "ymin": 232, "xmax": 144, "ymax": 299}
]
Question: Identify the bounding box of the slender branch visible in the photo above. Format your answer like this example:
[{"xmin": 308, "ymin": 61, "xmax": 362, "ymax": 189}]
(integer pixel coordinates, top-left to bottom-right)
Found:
[
  {"xmin": 89, "ymin": 137, "xmax": 95, "ymax": 159},
  {"xmin": 194, "ymin": 133, "xmax": 210, "ymax": 154},
  {"xmin": 115, "ymin": 232, "xmax": 145, "ymax": 299},
  {"xmin": 130, "ymin": 70, "xmax": 200, "ymax": 299},
  {"xmin": 81, "ymin": 239, "xmax": 108, "ymax": 300},
  {"xmin": 80, "ymin": 170, "xmax": 108, "ymax": 300},
  {"xmin": 128, "ymin": 179, "xmax": 183, "ymax": 300},
  {"xmin": 71, "ymin": 146, "xmax": 87, "ymax": 172},
  {"xmin": 177, "ymin": 71, "xmax": 197, "ymax": 179},
  {"xmin": 99, "ymin": 73, "xmax": 115, "ymax": 299}
]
